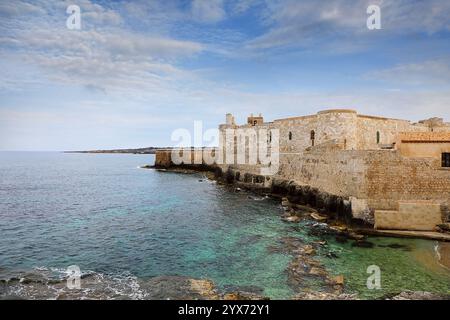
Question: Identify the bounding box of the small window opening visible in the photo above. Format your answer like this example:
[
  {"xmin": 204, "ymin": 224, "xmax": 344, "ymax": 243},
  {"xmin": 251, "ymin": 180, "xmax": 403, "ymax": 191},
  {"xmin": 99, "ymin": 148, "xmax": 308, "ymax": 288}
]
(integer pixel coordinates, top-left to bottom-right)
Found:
[
  {"xmin": 442, "ymin": 153, "xmax": 450, "ymax": 167},
  {"xmin": 376, "ymin": 131, "xmax": 380, "ymax": 144},
  {"xmin": 310, "ymin": 130, "xmax": 315, "ymax": 146},
  {"xmin": 288, "ymin": 132, "xmax": 292, "ymax": 140}
]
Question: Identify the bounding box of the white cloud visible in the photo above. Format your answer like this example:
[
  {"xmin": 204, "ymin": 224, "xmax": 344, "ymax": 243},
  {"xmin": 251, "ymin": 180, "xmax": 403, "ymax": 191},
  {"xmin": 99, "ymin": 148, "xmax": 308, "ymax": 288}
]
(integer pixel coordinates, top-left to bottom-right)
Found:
[
  {"xmin": 0, "ymin": 1, "xmax": 46, "ymax": 16},
  {"xmin": 0, "ymin": 0, "xmax": 206, "ymax": 97},
  {"xmin": 191, "ymin": 0, "xmax": 226, "ymax": 23},
  {"xmin": 246, "ymin": 0, "xmax": 450, "ymax": 51},
  {"xmin": 368, "ymin": 59, "xmax": 450, "ymax": 86}
]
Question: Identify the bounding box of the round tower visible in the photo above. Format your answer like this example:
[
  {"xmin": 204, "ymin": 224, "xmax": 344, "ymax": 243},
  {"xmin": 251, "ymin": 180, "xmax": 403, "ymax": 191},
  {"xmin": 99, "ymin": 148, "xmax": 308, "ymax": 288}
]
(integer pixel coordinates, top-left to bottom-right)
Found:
[{"xmin": 316, "ymin": 109, "xmax": 358, "ymax": 150}]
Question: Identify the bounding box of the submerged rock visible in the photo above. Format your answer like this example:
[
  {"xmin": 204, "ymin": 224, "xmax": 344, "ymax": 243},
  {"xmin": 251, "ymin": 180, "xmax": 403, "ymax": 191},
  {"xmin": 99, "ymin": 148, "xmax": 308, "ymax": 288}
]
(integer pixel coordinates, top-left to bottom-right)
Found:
[
  {"xmin": 139, "ymin": 276, "xmax": 219, "ymax": 300},
  {"xmin": 283, "ymin": 216, "xmax": 301, "ymax": 223},
  {"xmin": 378, "ymin": 243, "xmax": 412, "ymax": 251},
  {"xmin": 222, "ymin": 292, "xmax": 269, "ymax": 300},
  {"xmin": 330, "ymin": 275, "xmax": 344, "ymax": 286},
  {"xmin": 294, "ymin": 291, "xmax": 357, "ymax": 300},
  {"xmin": 222, "ymin": 285, "xmax": 269, "ymax": 300},
  {"xmin": 352, "ymin": 240, "xmax": 375, "ymax": 248},
  {"xmin": 385, "ymin": 290, "xmax": 450, "ymax": 300},
  {"xmin": 267, "ymin": 237, "xmax": 305, "ymax": 255}
]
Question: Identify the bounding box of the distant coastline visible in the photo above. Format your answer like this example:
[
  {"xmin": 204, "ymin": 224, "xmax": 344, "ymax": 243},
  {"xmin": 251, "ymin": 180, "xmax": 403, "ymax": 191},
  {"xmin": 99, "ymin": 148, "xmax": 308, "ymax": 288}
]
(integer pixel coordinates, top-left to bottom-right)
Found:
[{"xmin": 64, "ymin": 147, "xmax": 171, "ymax": 155}]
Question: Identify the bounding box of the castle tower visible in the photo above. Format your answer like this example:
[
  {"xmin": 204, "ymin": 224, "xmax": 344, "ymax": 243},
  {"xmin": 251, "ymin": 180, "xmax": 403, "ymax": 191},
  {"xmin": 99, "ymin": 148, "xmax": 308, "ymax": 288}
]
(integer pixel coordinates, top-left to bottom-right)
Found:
[
  {"xmin": 226, "ymin": 113, "xmax": 235, "ymax": 126},
  {"xmin": 247, "ymin": 113, "xmax": 264, "ymax": 126},
  {"xmin": 316, "ymin": 109, "xmax": 358, "ymax": 150}
]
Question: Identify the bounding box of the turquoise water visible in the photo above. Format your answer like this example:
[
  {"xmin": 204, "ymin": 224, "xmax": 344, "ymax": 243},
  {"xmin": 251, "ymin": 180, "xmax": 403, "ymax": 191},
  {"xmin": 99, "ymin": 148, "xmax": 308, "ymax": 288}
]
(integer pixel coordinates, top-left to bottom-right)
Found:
[{"xmin": 0, "ymin": 152, "xmax": 449, "ymax": 299}]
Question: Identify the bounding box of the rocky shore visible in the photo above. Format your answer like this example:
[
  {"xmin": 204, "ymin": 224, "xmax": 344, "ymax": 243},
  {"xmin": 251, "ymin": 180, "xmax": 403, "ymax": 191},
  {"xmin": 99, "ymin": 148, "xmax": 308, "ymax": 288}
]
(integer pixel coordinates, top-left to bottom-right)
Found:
[
  {"xmin": 0, "ymin": 268, "xmax": 270, "ymax": 300},
  {"xmin": 1, "ymin": 267, "xmax": 448, "ymax": 300}
]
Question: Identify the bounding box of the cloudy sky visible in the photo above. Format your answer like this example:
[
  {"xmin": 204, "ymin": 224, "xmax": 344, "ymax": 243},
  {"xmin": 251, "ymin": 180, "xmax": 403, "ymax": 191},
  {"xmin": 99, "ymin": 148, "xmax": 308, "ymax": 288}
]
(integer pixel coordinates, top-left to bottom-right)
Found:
[{"xmin": 0, "ymin": 0, "xmax": 449, "ymax": 150}]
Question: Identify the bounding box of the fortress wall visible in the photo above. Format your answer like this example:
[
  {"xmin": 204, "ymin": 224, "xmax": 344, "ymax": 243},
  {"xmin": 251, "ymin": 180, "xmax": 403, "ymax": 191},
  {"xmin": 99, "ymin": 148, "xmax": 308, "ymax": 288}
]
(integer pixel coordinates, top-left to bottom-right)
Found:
[
  {"xmin": 276, "ymin": 148, "xmax": 450, "ymax": 211},
  {"xmin": 274, "ymin": 115, "xmax": 318, "ymax": 153},
  {"xmin": 356, "ymin": 115, "xmax": 424, "ymax": 150},
  {"xmin": 274, "ymin": 110, "xmax": 359, "ymax": 153},
  {"xmin": 155, "ymin": 149, "xmax": 173, "ymax": 167},
  {"xmin": 277, "ymin": 149, "xmax": 368, "ymax": 198},
  {"xmin": 364, "ymin": 151, "xmax": 450, "ymax": 210}
]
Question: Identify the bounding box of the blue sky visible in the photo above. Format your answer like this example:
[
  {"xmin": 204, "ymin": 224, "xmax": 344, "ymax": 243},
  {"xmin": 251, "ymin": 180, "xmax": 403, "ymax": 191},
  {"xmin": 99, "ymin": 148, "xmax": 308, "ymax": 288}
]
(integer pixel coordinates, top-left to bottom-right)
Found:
[{"xmin": 0, "ymin": 0, "xmax": 449, "ymax": 150}]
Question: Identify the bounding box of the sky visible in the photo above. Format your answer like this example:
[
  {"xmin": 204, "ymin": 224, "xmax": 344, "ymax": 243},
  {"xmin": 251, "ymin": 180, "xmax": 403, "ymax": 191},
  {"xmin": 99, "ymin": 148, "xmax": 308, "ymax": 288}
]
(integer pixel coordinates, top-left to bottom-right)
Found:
[{"xmin": 0, "ymin": 0, "xmax": 449, "ymax": 151}]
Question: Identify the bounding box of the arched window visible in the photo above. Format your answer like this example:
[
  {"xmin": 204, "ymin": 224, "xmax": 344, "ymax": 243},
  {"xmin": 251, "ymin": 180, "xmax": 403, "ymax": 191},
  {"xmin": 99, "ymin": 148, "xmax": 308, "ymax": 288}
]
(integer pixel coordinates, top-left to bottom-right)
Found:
[
  {"xmin": 288, "ymin": 132, "xmax": 292, "ymax": 140},
  {"xmin": 376, "ymin": 131, "xmax": 380, "ymax": 144},
  {"xmin": 310, "ymin": 130, "xmax": 315, "ymax": 146}
]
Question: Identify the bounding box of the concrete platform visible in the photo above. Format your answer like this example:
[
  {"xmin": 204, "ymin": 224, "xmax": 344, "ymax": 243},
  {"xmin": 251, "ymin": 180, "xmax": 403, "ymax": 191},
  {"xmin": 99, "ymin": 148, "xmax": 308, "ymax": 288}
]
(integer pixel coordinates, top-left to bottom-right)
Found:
[{"xmin": 356, "ymin": 229, "xmax": 450, "ymax": 242}]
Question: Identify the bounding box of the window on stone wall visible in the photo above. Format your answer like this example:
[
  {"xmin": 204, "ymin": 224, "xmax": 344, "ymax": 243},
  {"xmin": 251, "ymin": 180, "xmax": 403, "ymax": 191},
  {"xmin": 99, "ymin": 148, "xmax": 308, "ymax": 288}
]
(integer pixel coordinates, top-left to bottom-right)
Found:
[
  {"xmin": 376, "ymin": 131, "xmax": 380, "ymax": 144},
  {"xmin": 310, "ymin": 130, "xmax": 315, "ymax": 146},
  {"xmin": 288, "ymin": 132, "xmax": 292, "ymax": 140},
  {"xmin": 443, "ymin": 153, "xmax": 450, "ymax": 167}
]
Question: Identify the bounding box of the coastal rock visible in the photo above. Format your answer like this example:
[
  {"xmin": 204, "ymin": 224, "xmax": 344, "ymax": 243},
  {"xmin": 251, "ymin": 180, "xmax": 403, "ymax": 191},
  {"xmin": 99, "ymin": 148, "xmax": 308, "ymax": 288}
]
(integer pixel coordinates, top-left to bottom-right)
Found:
[
  {"xmin": 286, "ymin": 242, "xmax": 339, "ymax": 294},
  {"xmin": 330, "ymin": 275, "xmax": 344, "ymax": 286},
  {"xmin": 293, "ymin": 204, "xmax": 318, "ymax": 214},
  {"xmin": 309, "ymin": 267, "xmax": 328, "ymax": 277},
  {"xmin": 267, "ymin": 237, "xmax": 305, "ymax": 255},
  {"xmin": 222, "ymin": 292, "xmax": 269, "ymax": 300},
  {"xmin": 281, "ymin": 197, "xmax": 290, "ymax": 207},
  {"xmin": 299, "ymin": 245, "xmax": 315, "ymax": 256},
  {"xmin": 283, "ymin": 216, "xmax": 301, "ymax": 223},
  {"xmin": 330, "ymin": 225, "xmax": 347, "ymax": 233},
  {"xmin": 386, "ymin": 291, "xmax": 450, "ymax": 300},
  {"xmin": 347, "ymin": 232, "xmax": 366, "ymax": 241},
  {"xmin": 139, "ymin": 276, "xmax": 219, "ymax": 300},
  {"xmin": 294, "ymin": 292, "xmax": 357, "ymax": 300},
  {"xmin": 189, "ymin": 279, "xmax": 218, "ymax": 299},
  {"xmin": 310, "ymin": 212, "xmax": 328, "ymax": 222},
  {"xmin": 436, "ymin": 223, "xmax": 450, "ymax": 233},
  {"xmin": 0, "ymin": 295, "xmax": 26, "ymax": 300}
]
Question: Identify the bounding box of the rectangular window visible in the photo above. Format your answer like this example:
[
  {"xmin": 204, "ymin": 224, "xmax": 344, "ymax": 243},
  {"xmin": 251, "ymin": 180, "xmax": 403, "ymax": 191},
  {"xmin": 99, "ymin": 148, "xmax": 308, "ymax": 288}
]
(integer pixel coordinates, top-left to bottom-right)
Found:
[{"xmin": 442, "ymin": 153, "xmax": 450, "ymax": 168}]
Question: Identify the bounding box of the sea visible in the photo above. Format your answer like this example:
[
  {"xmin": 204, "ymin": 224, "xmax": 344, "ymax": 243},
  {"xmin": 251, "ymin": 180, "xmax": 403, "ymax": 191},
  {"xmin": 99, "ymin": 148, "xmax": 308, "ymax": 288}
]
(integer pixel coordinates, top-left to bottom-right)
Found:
[{"xmin": 0, "ymin": 151, "xmax": 449, "ymax": 299}]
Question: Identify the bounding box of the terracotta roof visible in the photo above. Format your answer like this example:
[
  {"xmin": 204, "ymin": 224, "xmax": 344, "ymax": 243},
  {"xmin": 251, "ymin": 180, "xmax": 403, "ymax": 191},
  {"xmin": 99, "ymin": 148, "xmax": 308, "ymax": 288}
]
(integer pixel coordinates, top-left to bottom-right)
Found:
[{"xmin": 398, "ymin": 132, "xmax": 450, "ymax": 142}]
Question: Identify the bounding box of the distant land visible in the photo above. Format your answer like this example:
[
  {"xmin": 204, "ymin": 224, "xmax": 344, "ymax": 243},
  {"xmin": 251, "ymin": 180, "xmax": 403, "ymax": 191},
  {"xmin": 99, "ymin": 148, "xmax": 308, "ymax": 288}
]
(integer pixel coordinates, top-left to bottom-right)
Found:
[{"xmin": 64, "ymin": 147, "xmax": 171, "ymax": 154}]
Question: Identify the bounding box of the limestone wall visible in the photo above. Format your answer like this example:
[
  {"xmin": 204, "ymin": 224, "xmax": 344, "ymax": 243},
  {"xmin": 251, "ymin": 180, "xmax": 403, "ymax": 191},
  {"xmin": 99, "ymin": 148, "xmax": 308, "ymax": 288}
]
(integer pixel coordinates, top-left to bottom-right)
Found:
[
  {"xmin": 316, "ymin": 110, "xmax": 358, "ymax": 150},
  {"xmin": 155, "ymin": 149, "xmax": 173, "ymax": 167},
  {"xmin": 364, "ymin": 151, "xmax": 450, "ymax": 210},
  {"xmin": 374, "ymin": 201, "xmax": 443, "ymax": 231},
  {"xmin": 274, "ymin": 109, "xmax": 359, "ymax": 153},
  {"xmin": 356, "ymin": 115, "xmax": 427, "ymax": 150},
  {"xmin": 273, "ymin": 115, "xmax": 318, "ymax": 153},
  {"xmin": 275, "ymin": 148, "xmax": 450, "ymax": 212},
  {"xmin": 277, "ymin": 150, "xmax": 367, "ymax": 198}
]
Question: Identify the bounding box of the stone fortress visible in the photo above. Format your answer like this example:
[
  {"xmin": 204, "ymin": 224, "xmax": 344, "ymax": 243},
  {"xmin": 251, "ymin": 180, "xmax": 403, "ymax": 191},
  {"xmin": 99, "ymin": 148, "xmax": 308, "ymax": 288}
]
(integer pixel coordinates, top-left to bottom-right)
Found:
[{"xmin": 156, "ymin": 109, "xmax": 450, "ymax": 233}]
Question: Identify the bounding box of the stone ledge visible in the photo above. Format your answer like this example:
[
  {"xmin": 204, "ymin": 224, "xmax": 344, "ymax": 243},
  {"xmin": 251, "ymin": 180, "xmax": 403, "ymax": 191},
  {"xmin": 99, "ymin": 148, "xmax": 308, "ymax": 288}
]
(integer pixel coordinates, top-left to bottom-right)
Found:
[{"xmin": 356, "ymin": 229, "xmax": 450, "ymax": 242}]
